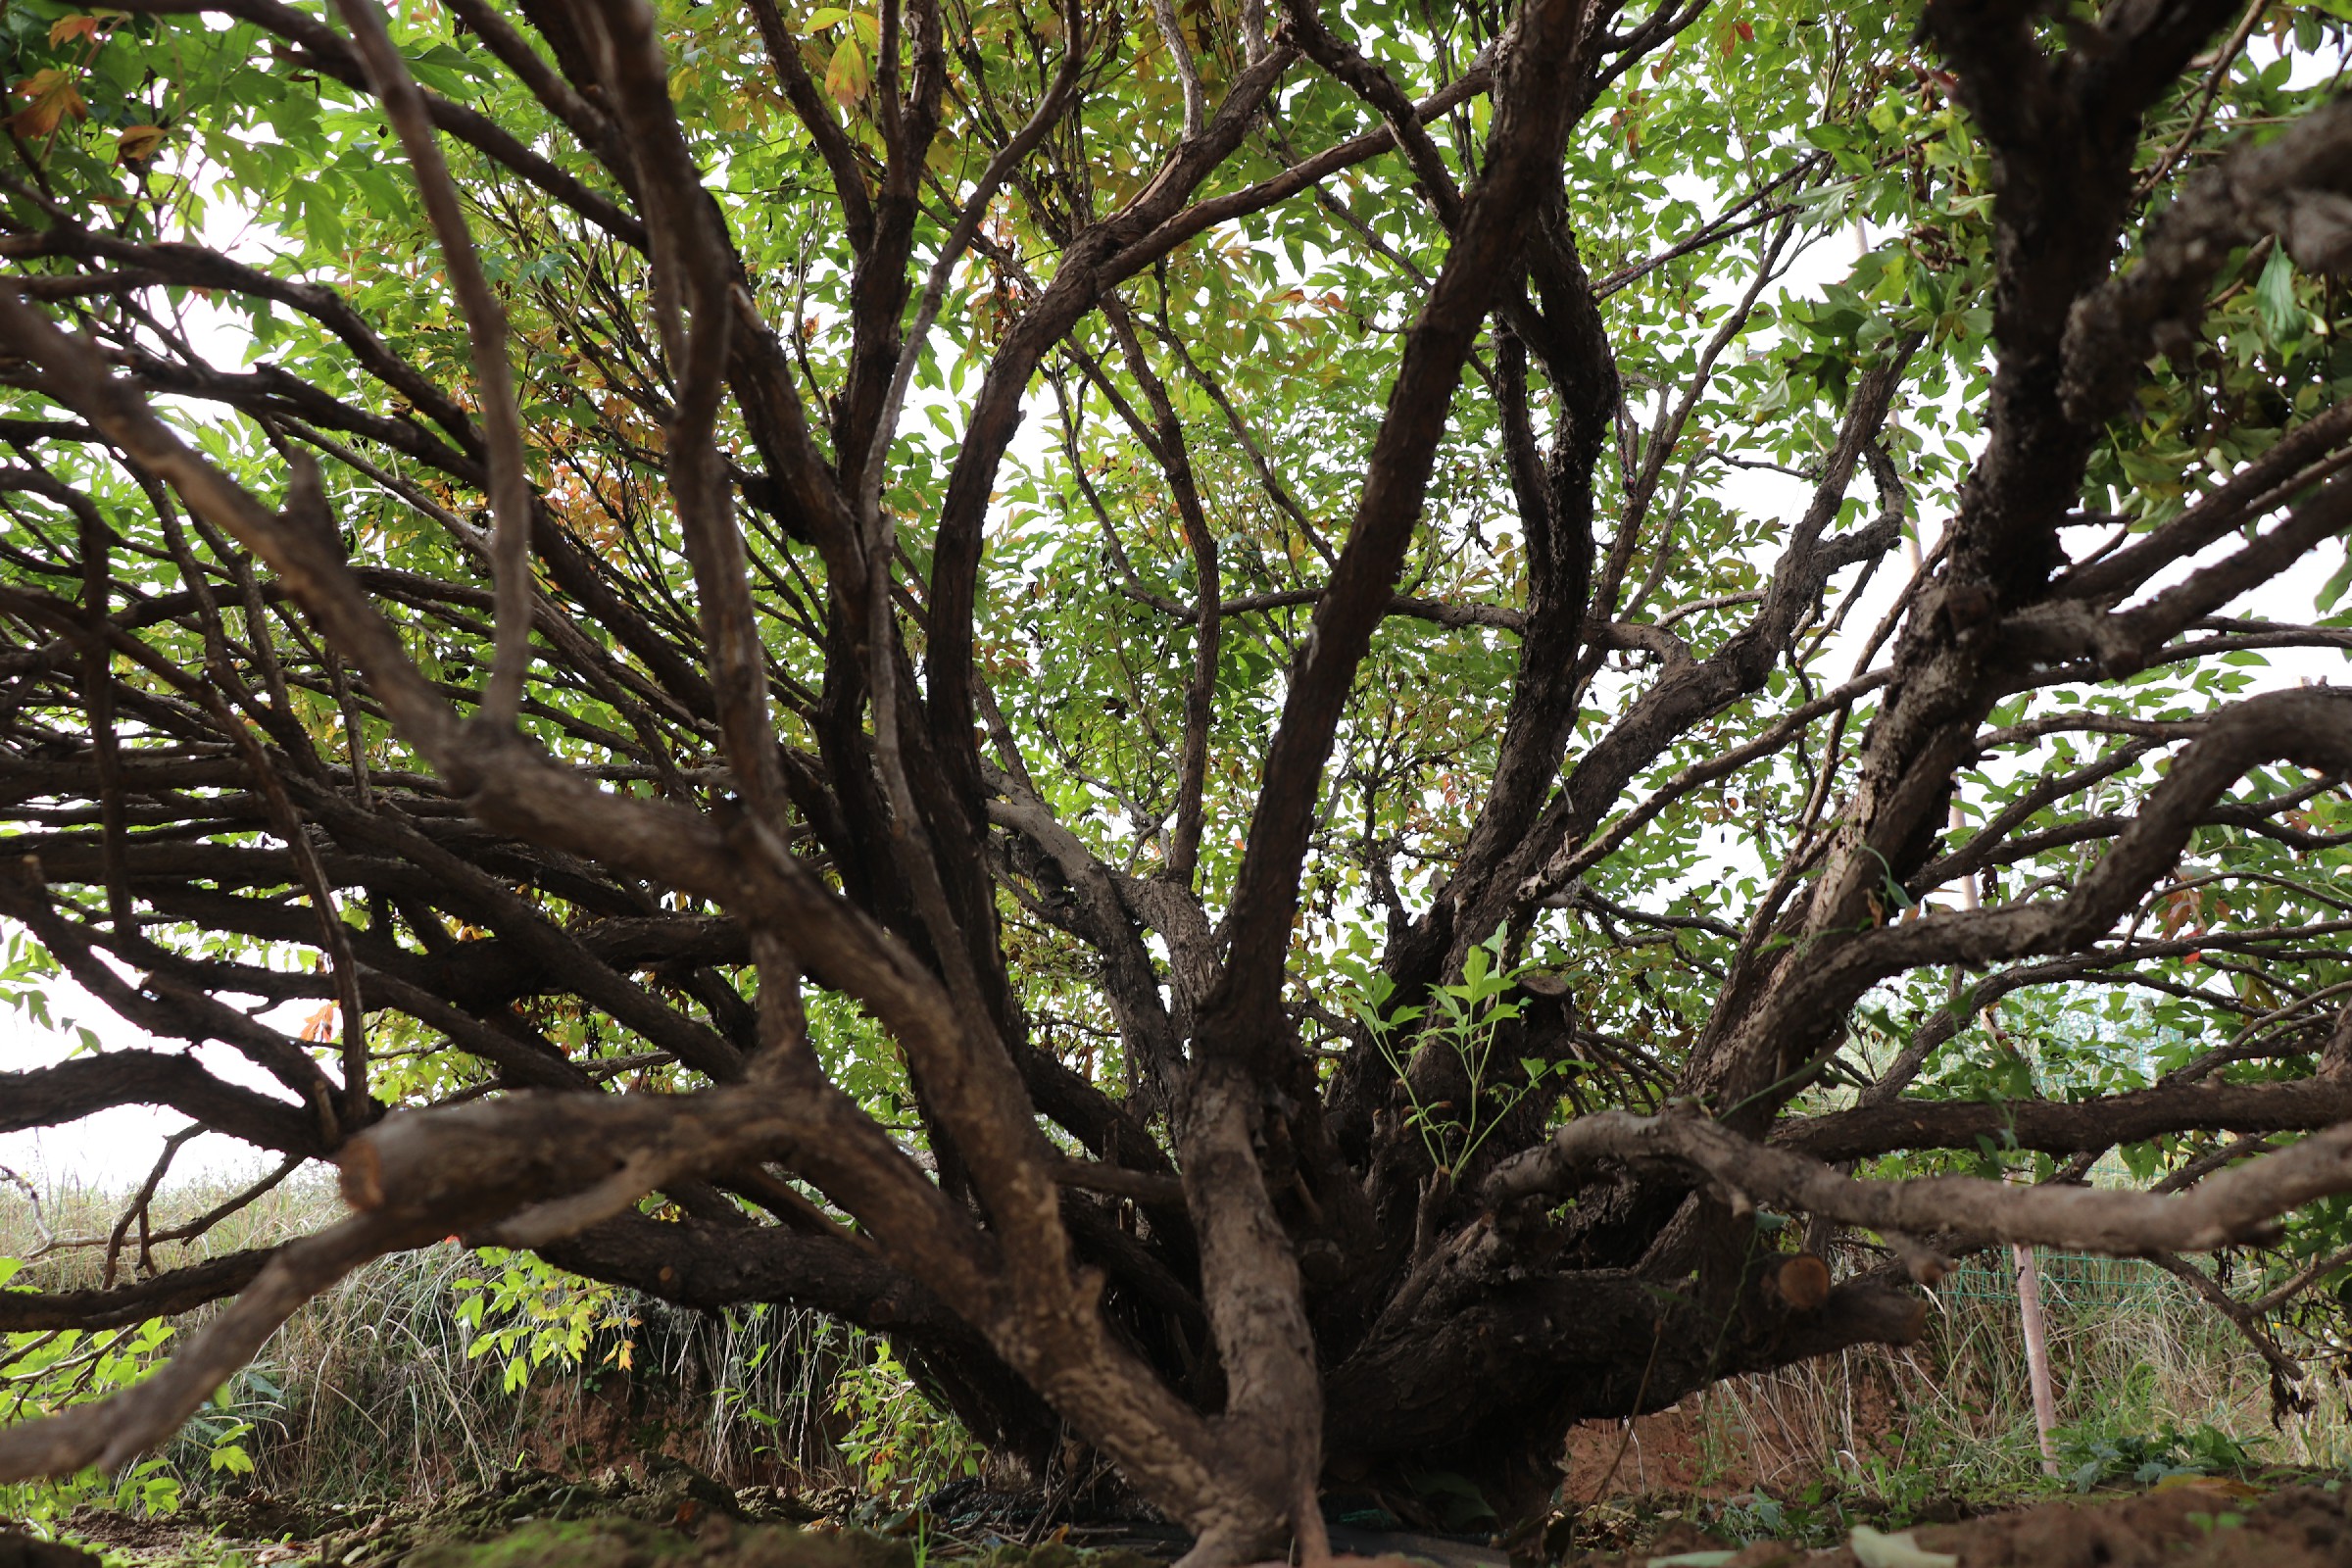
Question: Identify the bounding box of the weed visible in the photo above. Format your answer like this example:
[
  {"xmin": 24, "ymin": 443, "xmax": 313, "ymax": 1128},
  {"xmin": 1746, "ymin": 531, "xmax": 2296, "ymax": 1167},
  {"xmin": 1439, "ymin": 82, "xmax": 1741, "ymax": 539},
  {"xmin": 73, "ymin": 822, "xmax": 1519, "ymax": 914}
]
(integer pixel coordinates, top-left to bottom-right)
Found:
[
  {"xmin": 1669, "ymin": 1247, "xmax": 2352, "ymax": 1533},
  {"xmin": 1349, "ymin": 933, "xmax": 1573, "ymax": 1180},
  {"xmin": 830, "ymin": 1346, "xmax": 982, "ymax": 1502},
  {"xmin": 2053, "ymin": 1423, "xmax": 2259, "ymax": 1493}
]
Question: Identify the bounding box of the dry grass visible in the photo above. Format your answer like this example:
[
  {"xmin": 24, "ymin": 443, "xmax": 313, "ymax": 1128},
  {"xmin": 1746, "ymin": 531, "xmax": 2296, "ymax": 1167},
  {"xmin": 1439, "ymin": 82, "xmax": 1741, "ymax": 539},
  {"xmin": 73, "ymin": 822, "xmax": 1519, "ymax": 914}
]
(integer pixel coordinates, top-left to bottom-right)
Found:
[
  {"xmin": 3, "ymin": 1168, "xmax": 886, "ymax": 1505},
  {"xmin": 1673, "ymin": 1251, "xmax": 2352, "ymax": 1506},
  {"xmin": 2, "ymin": 1161, "xmax": 334, "ymax": 1289}
]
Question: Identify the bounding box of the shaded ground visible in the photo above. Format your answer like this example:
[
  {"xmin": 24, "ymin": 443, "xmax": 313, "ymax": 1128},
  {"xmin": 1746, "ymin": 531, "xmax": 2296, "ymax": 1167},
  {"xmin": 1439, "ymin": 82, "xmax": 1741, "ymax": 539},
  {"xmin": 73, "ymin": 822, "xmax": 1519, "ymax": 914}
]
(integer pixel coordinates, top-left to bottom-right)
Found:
[
  {"xmin": 46, "ymin": 1462, "xmax": 816, "ymax": 1568},
  {"xmin": 44, "ymin": 1459, "xmax": 1190, "ymax": 1568},
  {"xmin": 1, "ymin": 1530, "xmax": 114, "ymax": 1568},
  {"xmin": 24, "ymin": 1466, "xmax": 2352, "ymax": 1568}
]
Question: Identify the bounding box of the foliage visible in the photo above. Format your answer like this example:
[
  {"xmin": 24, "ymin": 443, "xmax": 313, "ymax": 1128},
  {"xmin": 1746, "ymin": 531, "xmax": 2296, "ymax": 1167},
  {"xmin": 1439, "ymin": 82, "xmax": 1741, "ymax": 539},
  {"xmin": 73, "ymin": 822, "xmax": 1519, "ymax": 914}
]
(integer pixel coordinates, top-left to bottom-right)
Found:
[
  {"xmin": 829, "ymin": 1347, "xmax": 984, "ymax": 1502},
  {"xmin": 1, "ymin": 1258, "xmax": 189, "ymax": 1522},
  {"xmin": 2054, "ymin": 1423, "xmax": 2261, "ymax": 1494},
  {"xmin": 1713, "ymin": 1486, "xmax": 1849, "ymax": 1552},
  {"xmin": 1348, "ymin": 932, "xmax": 1570, "ymax": 1179},
  {"xmin": 0, "ymin": 1177, "xmax": 932, "ymax": 1516},
  {"xmin": 454, "ymin": 1250, "xmax": 642, "ymax": 1396}
]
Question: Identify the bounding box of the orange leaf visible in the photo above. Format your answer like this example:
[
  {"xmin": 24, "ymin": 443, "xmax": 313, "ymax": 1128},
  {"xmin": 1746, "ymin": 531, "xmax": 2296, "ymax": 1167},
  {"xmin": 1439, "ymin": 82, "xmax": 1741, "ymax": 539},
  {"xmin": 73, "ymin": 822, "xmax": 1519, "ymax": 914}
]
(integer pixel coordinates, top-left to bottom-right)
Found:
[
  {"xmin": 47, "ymin": 16, "xmax": 100, "ymax": 48},
  {"xmin": 2159, "ymin": 888, "xmax": 2196, "ymax": 937},
  {"xmin": 11, "ymin": 69, "xmax": 88, "ymax": 138}
]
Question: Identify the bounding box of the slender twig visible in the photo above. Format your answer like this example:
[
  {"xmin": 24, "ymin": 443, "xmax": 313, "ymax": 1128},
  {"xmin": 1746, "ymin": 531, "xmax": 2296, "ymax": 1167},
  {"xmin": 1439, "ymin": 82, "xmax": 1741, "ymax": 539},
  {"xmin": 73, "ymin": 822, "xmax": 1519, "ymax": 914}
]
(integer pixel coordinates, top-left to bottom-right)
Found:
[{"xmin": 330, "ymin": 0, "xmax": 535, "ymax": 727}]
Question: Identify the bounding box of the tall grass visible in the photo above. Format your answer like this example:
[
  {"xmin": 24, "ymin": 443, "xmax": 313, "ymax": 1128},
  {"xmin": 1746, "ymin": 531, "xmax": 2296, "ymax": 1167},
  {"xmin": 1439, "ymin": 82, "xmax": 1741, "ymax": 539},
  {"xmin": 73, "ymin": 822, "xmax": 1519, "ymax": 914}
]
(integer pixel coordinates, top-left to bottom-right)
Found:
[{"xmin": 210, "ymin": 1244, "xmax": 880, "ymax": 1501}]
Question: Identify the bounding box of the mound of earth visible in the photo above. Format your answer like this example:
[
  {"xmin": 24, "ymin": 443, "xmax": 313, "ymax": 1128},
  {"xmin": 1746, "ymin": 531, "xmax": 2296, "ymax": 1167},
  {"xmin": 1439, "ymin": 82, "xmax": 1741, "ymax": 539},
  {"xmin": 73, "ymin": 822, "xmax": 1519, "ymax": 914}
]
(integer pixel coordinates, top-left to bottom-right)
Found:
[
  {"xmin": 45, "ymin": 1461, "xmax": 1186, "ymax": 1568},
  {"xmin": 304, "ymin": 1455, "xmax": 783, "ymax": 1567}
]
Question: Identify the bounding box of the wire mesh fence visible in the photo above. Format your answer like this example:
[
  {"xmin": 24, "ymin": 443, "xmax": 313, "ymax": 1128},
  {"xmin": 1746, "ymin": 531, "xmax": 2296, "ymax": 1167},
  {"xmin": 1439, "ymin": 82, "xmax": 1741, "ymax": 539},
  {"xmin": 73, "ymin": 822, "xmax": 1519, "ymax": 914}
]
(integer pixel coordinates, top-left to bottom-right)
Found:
[{"xmin": 1935, "ymin": 1250, "xmax": 2195, "ymax": 1306}]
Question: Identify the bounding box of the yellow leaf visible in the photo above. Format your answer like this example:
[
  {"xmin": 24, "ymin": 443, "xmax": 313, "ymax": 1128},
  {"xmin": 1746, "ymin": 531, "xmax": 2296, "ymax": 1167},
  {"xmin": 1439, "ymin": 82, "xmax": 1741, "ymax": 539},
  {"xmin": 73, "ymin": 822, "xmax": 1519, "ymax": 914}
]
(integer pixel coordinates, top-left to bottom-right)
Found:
[
  {"xmin": 823, "ymin": 34, "xmax": 866, "ymax": 107},
  {"xmin": 116, "ymin": 122, "xmax": 165, "ymax": 163},
  {"xmin": 47, "ymin": 16, "xmax": 100, "ymax": 47}
]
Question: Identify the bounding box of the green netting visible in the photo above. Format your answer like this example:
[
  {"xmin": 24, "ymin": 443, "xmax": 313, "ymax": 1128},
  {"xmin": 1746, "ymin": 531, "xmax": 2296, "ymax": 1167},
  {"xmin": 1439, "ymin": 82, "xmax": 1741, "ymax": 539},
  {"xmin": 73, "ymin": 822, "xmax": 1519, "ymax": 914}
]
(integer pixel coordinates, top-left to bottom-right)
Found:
[
  {"xmin": 1920, "ymin": 1150, "xmax": 2221, "ymax": 1305},
  {"xmin": 1934, "ymin": 1250, "xmax": 2188, "ymax": 1304}
]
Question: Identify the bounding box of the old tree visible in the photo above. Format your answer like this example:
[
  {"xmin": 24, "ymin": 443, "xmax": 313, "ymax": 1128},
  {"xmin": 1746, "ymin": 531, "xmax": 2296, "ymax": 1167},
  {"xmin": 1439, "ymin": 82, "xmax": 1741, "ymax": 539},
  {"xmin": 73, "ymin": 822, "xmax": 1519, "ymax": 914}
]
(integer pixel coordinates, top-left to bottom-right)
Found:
[{"xmin": 4, "ymin": 0, "xmax": 2352, "ymax": 1547}]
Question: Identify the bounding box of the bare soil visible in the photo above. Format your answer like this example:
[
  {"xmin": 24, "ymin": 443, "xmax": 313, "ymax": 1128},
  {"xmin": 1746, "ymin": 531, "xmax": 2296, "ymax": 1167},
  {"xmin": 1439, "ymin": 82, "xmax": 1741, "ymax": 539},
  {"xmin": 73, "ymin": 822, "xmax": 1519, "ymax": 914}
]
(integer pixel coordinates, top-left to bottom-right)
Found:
[{"xmin": 1583, "ymin": 1479, "xmax": 2352, "ymax": 1567}]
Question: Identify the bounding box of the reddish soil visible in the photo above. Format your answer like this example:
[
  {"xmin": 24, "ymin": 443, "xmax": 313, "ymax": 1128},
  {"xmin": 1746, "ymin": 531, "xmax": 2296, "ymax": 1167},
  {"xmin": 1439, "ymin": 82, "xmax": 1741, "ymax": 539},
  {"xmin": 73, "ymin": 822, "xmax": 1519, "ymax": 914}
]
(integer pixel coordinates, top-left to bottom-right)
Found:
[
  {"xmin": 1581, "ymin": 1480, "xmax": 2352, "ymax": 1566},
  {"xmin": 1558, "ymin": 1373, "xmax": 1909, "ymax": 1504}
]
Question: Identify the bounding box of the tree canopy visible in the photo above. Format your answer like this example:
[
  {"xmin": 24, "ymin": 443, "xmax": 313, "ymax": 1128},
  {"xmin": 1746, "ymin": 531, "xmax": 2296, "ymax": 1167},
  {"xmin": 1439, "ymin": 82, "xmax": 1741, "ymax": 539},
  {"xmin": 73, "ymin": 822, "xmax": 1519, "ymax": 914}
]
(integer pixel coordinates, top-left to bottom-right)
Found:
[{"xmin": 2, "ymin": 0, "xmax": 2352, "ymax": 1554}]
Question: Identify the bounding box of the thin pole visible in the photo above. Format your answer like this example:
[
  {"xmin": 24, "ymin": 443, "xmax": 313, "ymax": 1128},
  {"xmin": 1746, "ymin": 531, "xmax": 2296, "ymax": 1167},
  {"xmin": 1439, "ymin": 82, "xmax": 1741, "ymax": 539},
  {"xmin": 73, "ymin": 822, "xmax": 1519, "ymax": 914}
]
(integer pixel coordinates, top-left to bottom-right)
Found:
[
  {"xmin": 2013, "ymin": 1242, "xmax": 2061, "ymax": 1475},
  {"xmin": 1946, "ymin": 796, "xmax": 2062, "ymax": 1476}
]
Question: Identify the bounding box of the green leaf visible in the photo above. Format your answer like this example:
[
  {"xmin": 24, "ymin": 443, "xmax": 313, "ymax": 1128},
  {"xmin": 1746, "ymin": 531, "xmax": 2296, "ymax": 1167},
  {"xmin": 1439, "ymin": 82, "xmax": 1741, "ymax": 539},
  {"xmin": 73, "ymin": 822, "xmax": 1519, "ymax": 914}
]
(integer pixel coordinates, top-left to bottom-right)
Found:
[
  {"xmin": 2255, "ymin": 244, "xmax": 2301, "ymax": 342},
  {"xmin": 1848, "ymin": 1526, "xmax": 1956, "ymax": 1568},
  {"xmin": 2319, "ymin": 549, "xmax": 2351, "ymax": 613}
]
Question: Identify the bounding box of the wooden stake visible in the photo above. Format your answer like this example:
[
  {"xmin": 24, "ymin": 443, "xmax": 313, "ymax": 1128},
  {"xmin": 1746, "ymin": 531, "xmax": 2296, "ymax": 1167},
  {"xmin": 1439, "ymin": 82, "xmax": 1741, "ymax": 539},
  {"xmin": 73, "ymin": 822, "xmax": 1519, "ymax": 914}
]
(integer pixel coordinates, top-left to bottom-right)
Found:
[
  {"xmin": 2014, "ymin": 1242, "xmax": 2061, "ymax": 1476},
  {"xmin": 1947, "ymin": 797, "xmax": 2060, "ymax": 1478}
]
